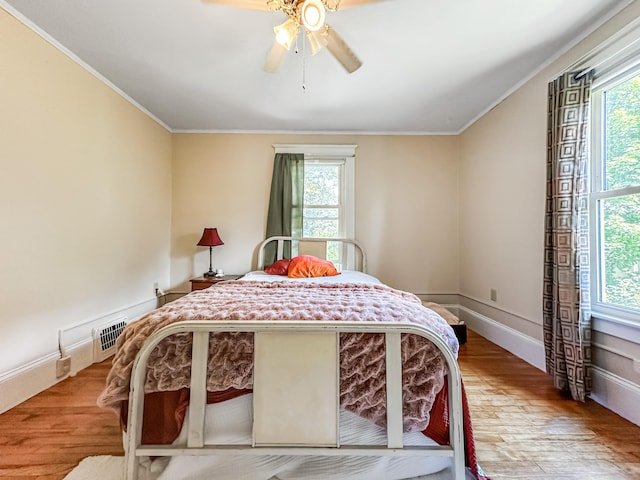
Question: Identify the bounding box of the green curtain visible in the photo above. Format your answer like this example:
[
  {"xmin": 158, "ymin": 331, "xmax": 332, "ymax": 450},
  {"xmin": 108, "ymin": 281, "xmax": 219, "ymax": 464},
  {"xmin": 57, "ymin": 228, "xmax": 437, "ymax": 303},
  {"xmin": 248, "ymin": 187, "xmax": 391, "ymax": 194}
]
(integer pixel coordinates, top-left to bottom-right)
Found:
[{"xmin": 264, "ymin": 153, "xmax": 304, "ymax": 266}]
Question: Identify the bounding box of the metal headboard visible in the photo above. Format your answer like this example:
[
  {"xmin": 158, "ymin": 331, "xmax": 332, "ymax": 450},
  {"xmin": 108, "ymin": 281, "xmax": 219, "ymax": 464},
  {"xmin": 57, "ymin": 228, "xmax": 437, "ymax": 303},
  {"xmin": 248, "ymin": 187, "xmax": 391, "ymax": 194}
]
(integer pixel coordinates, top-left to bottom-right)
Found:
[{"xmin": 257, "ymin": 236, "xmax": 367, "ymax": 273}]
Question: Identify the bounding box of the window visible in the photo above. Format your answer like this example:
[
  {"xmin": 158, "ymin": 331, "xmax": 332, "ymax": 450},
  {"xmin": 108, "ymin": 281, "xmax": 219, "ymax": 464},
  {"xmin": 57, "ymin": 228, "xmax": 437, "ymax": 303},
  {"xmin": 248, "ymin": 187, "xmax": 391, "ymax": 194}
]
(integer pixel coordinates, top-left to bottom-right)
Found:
[
  {"xmin": 590, "ymin": 68, "xmax": 640, "ymax": 320},
  {"xmin": 303, "ymin": 159, "xmax": 347, "ymax": 266},
  {"xmin": 274, "ymin": 144, "xmax": 355, "ymax": 269},
  {"xmin": 303, "ymin": 160, "xmax": 343, "ymax": 238}
]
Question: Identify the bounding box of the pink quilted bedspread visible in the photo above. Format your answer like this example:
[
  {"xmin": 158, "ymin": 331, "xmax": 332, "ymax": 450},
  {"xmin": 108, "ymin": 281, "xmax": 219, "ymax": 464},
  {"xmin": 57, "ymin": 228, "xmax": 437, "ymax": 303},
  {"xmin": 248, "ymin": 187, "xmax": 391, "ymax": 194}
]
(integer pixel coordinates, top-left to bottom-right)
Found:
[{"xmin": 97, "ymin": 280, "xmax": 459, "ymax": 432}]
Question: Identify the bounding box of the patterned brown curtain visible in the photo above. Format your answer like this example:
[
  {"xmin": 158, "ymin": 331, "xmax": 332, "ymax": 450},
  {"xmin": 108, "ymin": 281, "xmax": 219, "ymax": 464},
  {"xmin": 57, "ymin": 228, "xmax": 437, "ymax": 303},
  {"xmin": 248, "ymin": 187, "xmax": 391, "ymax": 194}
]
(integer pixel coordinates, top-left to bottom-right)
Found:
[{"xmin": 543, "ymin": 71, "xmax": 593, "ymax": 402}]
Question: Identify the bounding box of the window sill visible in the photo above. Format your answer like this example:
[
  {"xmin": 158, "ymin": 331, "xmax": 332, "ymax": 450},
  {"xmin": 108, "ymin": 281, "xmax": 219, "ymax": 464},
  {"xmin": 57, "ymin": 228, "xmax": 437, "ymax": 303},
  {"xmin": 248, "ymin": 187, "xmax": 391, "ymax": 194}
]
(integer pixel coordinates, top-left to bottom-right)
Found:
[{"xmin": 591, "ymin": 311, "xmax": 640, "ymax": 343}]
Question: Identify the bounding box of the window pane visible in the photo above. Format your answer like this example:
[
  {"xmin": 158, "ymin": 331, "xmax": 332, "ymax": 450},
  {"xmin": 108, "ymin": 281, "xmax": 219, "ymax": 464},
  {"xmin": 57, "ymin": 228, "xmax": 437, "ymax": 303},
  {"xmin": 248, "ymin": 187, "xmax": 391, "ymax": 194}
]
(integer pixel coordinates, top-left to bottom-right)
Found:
[
  {"xmin": 303, "ymin": 207, "xmax": 339, "ymax": 220},
  {"xmin": 604, "ymin": 74, "xmax": 640, "ymax": 191},
  {"xmin": 303, "ymin": 218, "xmax": 339, "ymax": 238},
  {"xmin": 600, "ymin": 194, "xmax": 640, "ymax": 309},
  {"xmin": 304, "ymin": 165, "xmax": 340, "ymax": 205}
]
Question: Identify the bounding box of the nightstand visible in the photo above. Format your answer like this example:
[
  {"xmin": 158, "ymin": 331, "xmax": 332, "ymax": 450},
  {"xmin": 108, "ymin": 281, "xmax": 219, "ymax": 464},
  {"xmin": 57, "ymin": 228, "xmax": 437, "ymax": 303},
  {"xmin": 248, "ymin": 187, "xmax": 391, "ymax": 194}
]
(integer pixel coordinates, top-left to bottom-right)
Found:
[{"xmin": 190, "ymin": 275, "xmax": 244, "ymax": 291}]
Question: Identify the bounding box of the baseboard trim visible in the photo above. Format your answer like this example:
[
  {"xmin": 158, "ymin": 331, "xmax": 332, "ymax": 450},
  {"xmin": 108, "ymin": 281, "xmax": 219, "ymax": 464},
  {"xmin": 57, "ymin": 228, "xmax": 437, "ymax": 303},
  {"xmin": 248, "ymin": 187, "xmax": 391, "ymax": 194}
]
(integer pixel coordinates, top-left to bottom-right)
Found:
[
  {"xmin": 456, "ymin": 305, "xmax": 546, "ymax": 371},
  {"xmin": 0, "ymin": 297, "xmax": 158, "ymax": 414},
  {"xmin": 0, "ymin": 353, "xmax": 59, "ymax": 414},
  {"xmin": 0, "ymin": 338, "xmax": 98, "ymax": 414},
  {"xmin": 590, "ymin": 366, "xmax": 640, "ymax": 427}
]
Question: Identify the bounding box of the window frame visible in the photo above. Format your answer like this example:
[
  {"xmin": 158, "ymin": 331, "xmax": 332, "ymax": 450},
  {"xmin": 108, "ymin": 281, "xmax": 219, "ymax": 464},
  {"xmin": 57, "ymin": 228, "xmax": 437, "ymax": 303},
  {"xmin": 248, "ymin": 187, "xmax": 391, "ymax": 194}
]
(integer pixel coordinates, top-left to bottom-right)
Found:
[
  {"xmin": 273, "ymin": 144, "xmax": 356, "ymax": 269},
  {"xmin": 589, "ymin": 64, "xmax": 640, "ymax": 326}
]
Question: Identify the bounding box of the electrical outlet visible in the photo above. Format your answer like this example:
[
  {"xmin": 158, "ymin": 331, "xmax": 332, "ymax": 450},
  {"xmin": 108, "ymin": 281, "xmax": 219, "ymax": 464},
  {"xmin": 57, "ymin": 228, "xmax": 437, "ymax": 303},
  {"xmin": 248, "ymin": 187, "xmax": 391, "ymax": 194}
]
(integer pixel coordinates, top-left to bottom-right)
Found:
[
  {"xmin": 633, "ymin": 359, "xmax": 640, "ymax": 373},
  {"xmin": 490, "ymin": 289, "xmax": 497, "ymax": 302},
  {"xmin": 56, "ymin": 356, "xmax": 71, "ymax": 378}
]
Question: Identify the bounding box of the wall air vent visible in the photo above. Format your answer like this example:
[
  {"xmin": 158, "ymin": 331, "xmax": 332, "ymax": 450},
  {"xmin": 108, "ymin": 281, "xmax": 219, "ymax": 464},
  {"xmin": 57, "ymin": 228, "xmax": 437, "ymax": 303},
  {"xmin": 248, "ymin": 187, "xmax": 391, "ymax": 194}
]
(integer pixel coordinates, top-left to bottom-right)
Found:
[{"xmin": 92, "ymin": 317, "xmax": 128, "ymax": 362}]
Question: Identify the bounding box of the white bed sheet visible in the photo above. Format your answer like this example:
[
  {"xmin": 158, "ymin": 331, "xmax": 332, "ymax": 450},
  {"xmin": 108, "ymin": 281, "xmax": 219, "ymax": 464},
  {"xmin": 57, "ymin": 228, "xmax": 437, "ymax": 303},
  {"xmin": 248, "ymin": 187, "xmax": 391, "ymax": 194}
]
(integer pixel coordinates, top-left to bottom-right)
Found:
[
  {"xmin": 240, "ymin": 270, "xmax": 382, "ymax": 285},
  {"xmin": 145, "ymin": 393, "xmax": 459, "ymax": 480}
]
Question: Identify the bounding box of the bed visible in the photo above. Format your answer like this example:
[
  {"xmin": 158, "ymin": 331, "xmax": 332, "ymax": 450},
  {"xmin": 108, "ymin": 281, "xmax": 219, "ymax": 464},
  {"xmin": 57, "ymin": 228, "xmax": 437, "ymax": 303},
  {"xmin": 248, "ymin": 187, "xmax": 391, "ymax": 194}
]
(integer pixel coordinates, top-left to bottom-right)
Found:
[{"xmin": 97, "ymin": 237, "xmax": 486, "ymax": 480}]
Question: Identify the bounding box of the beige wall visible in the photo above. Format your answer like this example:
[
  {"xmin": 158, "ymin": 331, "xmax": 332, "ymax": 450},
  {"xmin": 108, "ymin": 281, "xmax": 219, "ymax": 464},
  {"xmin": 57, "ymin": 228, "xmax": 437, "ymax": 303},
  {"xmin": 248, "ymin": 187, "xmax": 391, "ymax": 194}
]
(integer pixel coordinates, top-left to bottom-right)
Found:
[
  {"xmin": 171, "ymin": 134, "xmax": 459, "ymax": 294},
  {"xmin": 459, "ymin": 2, "xmax": 640, "ymax": 391},
  {"xmin": 459, "ymin": 76, "xmax": 547, "ymax": 339},
  {"xmin": 0, "ymin": 9, "xmax": 172, "ymax": 375}
]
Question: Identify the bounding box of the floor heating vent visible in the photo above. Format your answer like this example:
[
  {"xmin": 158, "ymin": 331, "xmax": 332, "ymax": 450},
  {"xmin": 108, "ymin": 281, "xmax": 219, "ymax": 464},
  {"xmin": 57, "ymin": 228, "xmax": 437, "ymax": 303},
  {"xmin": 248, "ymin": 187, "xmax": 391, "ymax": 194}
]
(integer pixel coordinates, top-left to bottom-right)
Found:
[{"xmin": 93, "ymin": 317, "xmax": 128, "ymax": 362}]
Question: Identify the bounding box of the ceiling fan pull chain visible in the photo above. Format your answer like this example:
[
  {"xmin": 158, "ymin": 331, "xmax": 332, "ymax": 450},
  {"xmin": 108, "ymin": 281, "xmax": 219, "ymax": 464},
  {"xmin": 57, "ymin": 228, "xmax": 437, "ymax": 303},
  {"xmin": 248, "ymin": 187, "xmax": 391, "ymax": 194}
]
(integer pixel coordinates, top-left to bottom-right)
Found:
[
  {"xmin": 301, "ymin": 31, "xmax": 307, "ymax": 93},
  {"xmin": 302, "ymin": 57, "xmax": 307, "ymax": 93}
]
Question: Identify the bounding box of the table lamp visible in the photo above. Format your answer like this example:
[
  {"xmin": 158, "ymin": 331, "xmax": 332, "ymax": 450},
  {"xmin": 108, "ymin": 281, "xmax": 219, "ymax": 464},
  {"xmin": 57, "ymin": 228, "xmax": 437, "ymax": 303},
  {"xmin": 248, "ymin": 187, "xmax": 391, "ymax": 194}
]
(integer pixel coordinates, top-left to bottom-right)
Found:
[{"xmin": 197, "ymin": 227, "xmax": 224, "ymax": 277}]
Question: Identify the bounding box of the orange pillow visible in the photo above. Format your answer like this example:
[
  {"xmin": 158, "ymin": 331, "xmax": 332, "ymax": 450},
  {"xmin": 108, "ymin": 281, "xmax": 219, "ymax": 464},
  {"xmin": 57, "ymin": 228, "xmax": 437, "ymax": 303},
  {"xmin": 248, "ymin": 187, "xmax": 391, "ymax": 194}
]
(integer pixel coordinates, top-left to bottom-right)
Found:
[
  {"xmin": 265, "ymin": 258, "xmax": 291, "ymax": 276},
  {"xmin": 288, "ymin": 255, "xmax": 340, "ymax": 278}
]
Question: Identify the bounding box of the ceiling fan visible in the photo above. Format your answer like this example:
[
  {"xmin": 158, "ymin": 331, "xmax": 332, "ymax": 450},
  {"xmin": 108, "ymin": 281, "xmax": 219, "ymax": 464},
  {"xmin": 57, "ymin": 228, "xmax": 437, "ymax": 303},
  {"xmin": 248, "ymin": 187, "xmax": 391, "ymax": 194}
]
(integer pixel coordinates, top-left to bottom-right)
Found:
[{"xmin": 202, "ymin": 0, "xmax": 382, "ymax": 74}]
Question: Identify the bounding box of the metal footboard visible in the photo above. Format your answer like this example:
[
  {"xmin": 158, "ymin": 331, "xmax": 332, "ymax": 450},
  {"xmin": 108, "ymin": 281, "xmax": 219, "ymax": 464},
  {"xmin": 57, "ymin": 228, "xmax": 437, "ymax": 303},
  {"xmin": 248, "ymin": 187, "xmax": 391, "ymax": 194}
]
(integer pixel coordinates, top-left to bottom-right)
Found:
[{"xmin": 125, "ymin": 321, "xmax": 465, "ymax": 480}]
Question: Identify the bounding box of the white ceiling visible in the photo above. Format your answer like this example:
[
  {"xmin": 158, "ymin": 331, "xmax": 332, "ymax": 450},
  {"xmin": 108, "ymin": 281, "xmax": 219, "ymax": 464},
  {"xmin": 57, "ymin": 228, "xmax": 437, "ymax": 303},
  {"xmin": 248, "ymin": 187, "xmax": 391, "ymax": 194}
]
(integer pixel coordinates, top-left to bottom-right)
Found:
[{"xmin": 2, "ymin": 0, "xmax": 634, "ymax": 133}]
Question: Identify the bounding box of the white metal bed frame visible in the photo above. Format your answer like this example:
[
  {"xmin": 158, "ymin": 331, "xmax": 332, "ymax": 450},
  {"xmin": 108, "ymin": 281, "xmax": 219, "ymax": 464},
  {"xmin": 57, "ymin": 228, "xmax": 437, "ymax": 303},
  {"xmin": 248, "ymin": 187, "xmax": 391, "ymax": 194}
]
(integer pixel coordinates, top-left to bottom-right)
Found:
[
  {"xmin": 125, "ymin": 322, "xmax": 465, "ymax": 480},
  {"xmin": 123, "ymin": 238, "xmax": 466, "ymax": 480}
]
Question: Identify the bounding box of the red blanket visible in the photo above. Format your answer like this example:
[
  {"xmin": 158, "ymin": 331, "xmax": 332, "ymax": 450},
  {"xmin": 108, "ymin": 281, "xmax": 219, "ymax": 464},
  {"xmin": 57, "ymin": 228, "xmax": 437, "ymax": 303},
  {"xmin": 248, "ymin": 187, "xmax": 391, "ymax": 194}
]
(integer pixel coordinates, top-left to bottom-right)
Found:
[{"xmin": 423, "ymin": 377, "xmax": 490, "ymax": 480}]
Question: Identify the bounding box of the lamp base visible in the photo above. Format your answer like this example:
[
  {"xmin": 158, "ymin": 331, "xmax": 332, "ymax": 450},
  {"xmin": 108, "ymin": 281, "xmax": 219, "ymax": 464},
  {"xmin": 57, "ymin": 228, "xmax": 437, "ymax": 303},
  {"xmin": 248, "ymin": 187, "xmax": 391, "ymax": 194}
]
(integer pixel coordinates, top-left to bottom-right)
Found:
[{"xmin": 203, "ymin": 271, "xmax": 216, "ymax": 278}]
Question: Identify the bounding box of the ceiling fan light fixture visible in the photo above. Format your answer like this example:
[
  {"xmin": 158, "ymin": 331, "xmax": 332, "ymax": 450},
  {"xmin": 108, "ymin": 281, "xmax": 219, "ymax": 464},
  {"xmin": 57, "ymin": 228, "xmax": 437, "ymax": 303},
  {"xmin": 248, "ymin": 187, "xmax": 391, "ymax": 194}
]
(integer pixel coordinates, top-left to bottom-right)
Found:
[
  {"xmin": 300, "ymin": 0, "xmax": 326, "ymax": 32},
  {"xmin": 274, "ymin": 18, "xmax": 299, "ymax": 50}
]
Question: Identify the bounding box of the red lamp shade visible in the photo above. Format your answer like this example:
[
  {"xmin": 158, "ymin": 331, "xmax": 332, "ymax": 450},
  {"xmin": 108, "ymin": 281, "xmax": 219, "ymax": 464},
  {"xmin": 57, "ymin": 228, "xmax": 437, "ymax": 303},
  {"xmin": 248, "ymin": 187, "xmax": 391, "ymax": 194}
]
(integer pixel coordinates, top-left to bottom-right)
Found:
[{"xmin": 197, "ymin": 228, "xmax": 224, "ymax": 247}]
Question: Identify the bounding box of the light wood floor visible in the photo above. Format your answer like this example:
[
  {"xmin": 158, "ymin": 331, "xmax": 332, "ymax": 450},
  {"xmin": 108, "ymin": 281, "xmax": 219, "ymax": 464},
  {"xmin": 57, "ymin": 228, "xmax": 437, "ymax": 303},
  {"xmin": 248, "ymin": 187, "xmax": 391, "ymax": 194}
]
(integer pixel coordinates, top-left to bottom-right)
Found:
[{"xmin": 0, "ymin": 330, "xmax": 639, "ymax": 479}]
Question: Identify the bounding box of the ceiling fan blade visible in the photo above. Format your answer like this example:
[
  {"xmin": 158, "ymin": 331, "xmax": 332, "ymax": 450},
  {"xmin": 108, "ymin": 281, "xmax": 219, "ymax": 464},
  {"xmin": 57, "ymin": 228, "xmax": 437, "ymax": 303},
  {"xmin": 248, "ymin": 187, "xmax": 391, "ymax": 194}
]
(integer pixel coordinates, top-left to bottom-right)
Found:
[
  {"xmin": 336, "ymin": 0, "xmax": 383, "ymax": 9},
  {"xmin": 264, "ymin": 41, "xmax": 288, "ymax": 73},
  {"xmin": 201, "ymin": 0, "xmax": 269, "ymax": 11},
  {"xmin": 325, "ymin": 27, "xmax": 362, "ymax": 73}
]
